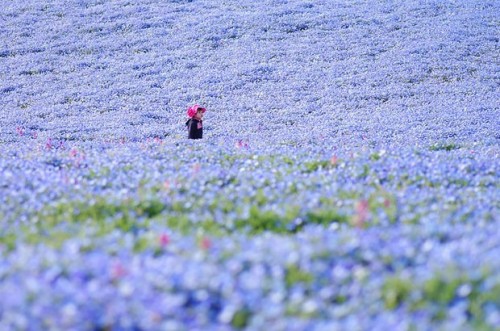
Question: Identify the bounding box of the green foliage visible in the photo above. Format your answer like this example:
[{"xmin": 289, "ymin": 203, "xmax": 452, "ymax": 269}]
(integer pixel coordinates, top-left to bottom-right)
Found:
[
  {"xmin": 38, "ymin": 196, "xmax": 165, "ymax": 235},
  {"xmin": 236, "ymin": 206, "xmax": 285, "ymax": 234},
  {"xmin": 83, "ymin": 166, "xmax": 111, "ymax": 180},
  {"xmin": 447, "ymin": 178, "xmax": 469, "ymax": 187},
  {"xmin": 165, "ymin": 215, "xmax": 191, "ymax": 234},
  {"xmin": 360, "ymin": 164, "xmax": 370, "ymax": 178},
  {"xmin": 303, "ymin": 160, "xmax": 332, "ymax": 173},
  {"xmin": 0, "ymin": 232, "xmax": 17, "ymax": 251},
  {"xmin": 255, "ymin": 189, "xmax": 268, "ymax": 206},
  {"xmin": 136, "ymin": 199, "xmax": 165, "ymax": 218},
  {"xmin": 370, "ymin": 152, "xmax": 381, "ymax": 161},
  {"xmin": 282, "ymin": 156, "xmax": 295, "ymax": 166},
  {"xmin": 423, "ymin": 276, "xmax": 461, "ymax": 305},
  {"xmin": 34, "ymin": 183, "xmax": 381, "ymax": 244},
  {"xmin": 22, "ymin": 158, "xmax": 400, "ymax": 251},
  {"xmin": 430, "ymin": 143, "xmax": 460, "ymax": 151},
  {"xmin": 133, "ymin": 236, "xmax": 150, "ymax": 253},
  {"xmin": 285, "ymin": 264, "xmax": 314, "ymax": 288},
  {"xmin": 381, "ymin": 267, "xmax": 500, "ymax": 328},
  {"xmin": 382, "ymin": 276, "xmax": 414, "ymax": 310},
  {"xmin": 468, "ymin": 283, "xmax": 500, "ymax": 323},
  {"xmin": 231, "ymin": 309, "xmax": 252, "ymax": 329},
  {"xmin": 306, "ymin": 208, "xmax": 349, "ymax": 226},
  {"xmin": 368, "ymin": 189, "xmax": 398, "ymax": 224}
]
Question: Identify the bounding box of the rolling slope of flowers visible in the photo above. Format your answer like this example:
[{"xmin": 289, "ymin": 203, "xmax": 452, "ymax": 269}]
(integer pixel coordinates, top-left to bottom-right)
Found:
[{"xmin": 0, "ymin": 0, "xmax": 499, "ymax": 330}]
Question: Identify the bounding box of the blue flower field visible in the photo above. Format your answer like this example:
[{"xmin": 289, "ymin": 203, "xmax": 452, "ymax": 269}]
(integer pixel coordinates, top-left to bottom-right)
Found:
[{"xmin": 0, "ymin": 0, "xmax": 499, "ymax": 330}]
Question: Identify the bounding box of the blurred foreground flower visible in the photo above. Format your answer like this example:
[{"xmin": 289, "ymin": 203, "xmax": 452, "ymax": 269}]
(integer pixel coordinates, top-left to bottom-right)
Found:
[
  {"xmin": 353, "ymin": 200, "xmax": 369, "ymax": 228},
  {"xmin": 111, "ymin": 262, "xmax": 127, "ymax": 280},
  {"xmin": 200, "ymin": 237, "xmax": 212, "ymax": 250},
  {"xmin": 159, "ymin": 233, "xmax": 170, "ymax": 247}
]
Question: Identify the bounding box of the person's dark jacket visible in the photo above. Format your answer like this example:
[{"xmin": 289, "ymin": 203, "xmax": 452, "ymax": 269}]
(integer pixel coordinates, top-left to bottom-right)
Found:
[{"xmin": 186, "ymin": 118, "xmax": 203, "ymax": 139}]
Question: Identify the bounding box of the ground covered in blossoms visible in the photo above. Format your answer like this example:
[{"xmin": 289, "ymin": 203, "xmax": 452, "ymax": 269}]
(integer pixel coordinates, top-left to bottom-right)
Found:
[{"xmin": 1, "ymin": 0, "xmax": 499, "ymax": 330}]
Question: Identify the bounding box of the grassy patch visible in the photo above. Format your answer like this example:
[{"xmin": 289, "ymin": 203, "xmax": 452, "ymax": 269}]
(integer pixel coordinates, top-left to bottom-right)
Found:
[
  {"xmin": 231, "ymin": 308, "xmax": 252, "ymax": 329},
  {"xmin": 382, "ymin": 268, "xmax": 500, "ymax": 325},
  {"xmin": 285, "ymin": 264, "xmax": 314, "ymax": 288},
  {"xmin": 236, "ymin": 206, "xmax": 285, "ymax": 234},
  {"xmin": 382, "ymin": 276, "xmax": 413, "ymax": 310},
  {"xmin": 306, "ymin": 208, "xmax": 349, "ymax": 227},
  {"xmin": 10, "ymin": 180, "xmax": 400, "ymax": 251},
  {"xmin": 429, "ymin": 143, "xmax": 460, "ymax": 151},
  {"xmin": 302, "ymin": 160, "xmax": 334, "ymax": 173},
  {"xmin": 38, "ymin": 196, "xmax": 165, "ymax": 235},
  {"xmin": 368, "ymin": 189, "xmax": 398, "ymax": 224}
]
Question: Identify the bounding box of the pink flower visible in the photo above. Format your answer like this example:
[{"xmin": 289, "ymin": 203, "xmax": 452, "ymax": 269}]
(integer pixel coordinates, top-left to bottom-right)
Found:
[
  {"xmin": 111, "ymin": 262, "xmax": 127, "ymax": 279},
  {"xmin": 69, "ymin": 148, "xmax": 78, "ymax": 157},
  {"xmin": 16, "ymin": 127, "xmax": 25, "ymax": 136},
  {"xmin": 164, "ymin": 179, "xmax": 180, "ymax": 191},
  {"xmin": 200, "ymin": 237, "xmax": 211, "ymax": 250},
  {"xmin": 159, "ymin": 233, "xmax": 170, "ymax": 247},
  {"xmin": 384, "ymin": 198, "xmax": 391, "ymax": 208},
  {"xmin": 353, "ymin": 199, "xmax": 369, "ymax": 228},
  {"xmin": 235, "ymin": 140, "xmax": 249, "ymax": 149},
  {"xmin": 192, "ymin": 163, "xmax": 201, "ymax": 174},
  {"xmin": 163, "ymin": 180, "xmax": 171, "ymax": 191}
]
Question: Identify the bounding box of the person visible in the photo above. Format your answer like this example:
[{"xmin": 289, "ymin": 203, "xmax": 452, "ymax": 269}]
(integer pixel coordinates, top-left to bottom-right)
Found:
[{"xmin": 185, "ymin": 104, "xmax": 206, "ymax": 139}]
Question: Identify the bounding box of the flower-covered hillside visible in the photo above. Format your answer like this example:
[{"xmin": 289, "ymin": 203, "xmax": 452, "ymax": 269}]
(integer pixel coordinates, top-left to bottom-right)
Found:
[{"xmin": 1, "ymin": 0, "xmax": 498, "ymax": 145}]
